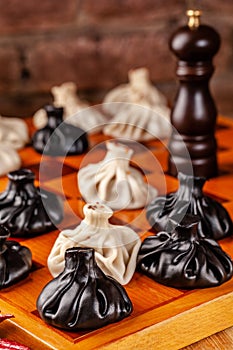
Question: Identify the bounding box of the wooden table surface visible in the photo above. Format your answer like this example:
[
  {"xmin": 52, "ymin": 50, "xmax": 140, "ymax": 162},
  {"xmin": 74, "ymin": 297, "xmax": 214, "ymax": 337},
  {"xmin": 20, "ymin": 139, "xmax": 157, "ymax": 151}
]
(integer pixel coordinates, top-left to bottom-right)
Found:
[
  {"xmin": 0, "ymin": 116, "xmax": 233, "ymax": 349},
  {"xmin": 183, "ymin": 326, "xmax": 233, "ymax": 349}
]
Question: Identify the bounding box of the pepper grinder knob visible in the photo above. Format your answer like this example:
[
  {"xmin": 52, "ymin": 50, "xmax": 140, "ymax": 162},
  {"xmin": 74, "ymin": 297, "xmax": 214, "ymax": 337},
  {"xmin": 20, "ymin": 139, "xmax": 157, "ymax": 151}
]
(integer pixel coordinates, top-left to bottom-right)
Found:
[{"xmin": 187, "ymin": 9, "xmax": 201, "ymax": 29}]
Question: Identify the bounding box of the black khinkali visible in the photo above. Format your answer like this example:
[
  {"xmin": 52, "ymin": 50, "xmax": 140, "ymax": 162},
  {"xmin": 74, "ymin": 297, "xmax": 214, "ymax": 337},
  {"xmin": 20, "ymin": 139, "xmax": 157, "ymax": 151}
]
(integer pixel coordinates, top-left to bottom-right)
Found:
[
  {"xmin": 37, "ymin": 247, "xmax": 133, "ymax": 330},
  {"xmin": 0, "ymin": 225, "xmax": 32, "ymax": 289},
  {"xmin": 0, "ymin": 169, "xmax": 63, "ymax": 237},
  {"xmin": 137, "ymin": 215, "xmax": 233, "ymax": 289},
  {"xmin": 32, "ymin": 105, "xmax": 88, "ymax": 156},
  {"xmin": 146, "ymin": 172, "xmax": 233, "ymax": 240}
]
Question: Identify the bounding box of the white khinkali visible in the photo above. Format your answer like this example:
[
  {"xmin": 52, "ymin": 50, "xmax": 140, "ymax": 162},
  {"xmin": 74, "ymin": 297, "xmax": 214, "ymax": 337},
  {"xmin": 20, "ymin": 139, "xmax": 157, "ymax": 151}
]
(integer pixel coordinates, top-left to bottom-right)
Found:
[
  {"xmin": 33, "ymin": 82, "xmax": 107, "ymax": 134},
  {"xmin": 0, "ymin": 143, "xmax": 21, "ymax": 176},
  {"xmin": 0, "ymin": 116, "xmax": 29, "ymax": 149},
  {"xmin": 47, "ymin": 202, "xmax": 141, "ymax": 285},
  {"xmin": 103, "ymin": 67, "xmax": 171, "ymax": 141},
  {"xmin": 78, "ymin": 141, "xmax": 158, "ymax": 210}
]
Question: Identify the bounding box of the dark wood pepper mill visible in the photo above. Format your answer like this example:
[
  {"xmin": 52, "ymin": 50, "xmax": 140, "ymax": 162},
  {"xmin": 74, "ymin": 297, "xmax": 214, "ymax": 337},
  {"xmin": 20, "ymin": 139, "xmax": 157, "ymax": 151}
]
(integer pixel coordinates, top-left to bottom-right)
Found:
[{"xmin": 168, "ymin": 10, "xmax": 221, "ymax": 178}]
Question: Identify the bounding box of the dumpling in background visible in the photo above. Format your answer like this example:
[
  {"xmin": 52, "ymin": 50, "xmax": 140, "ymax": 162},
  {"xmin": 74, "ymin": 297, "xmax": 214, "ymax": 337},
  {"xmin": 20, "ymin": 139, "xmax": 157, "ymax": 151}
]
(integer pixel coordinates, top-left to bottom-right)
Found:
[
  {"xmin": 78, "ymin": 141, "xmax": 158, "ymax": 210},
  {"xmin": 0, "ymin": 116, "xmax": 29, "ymax": 149},
  {"xmin": 32, "ymin": 105, "xmax": 89, "ymax": 156},
  {"xmin": 0, "ymin": 143, "xmax": 21, "ymax": 177},
  {"xmin": 48, "ymin": 202, "xmax": 141, "ymax": 285},
  {"xmin": 33, "ymin": 82, "xmax": 107, "ymax": 134},
  {"xmin": 104, "ymin": 67, "xmax": 167, "ymax": 112},
  {"xmin": 103, "ymin": 67, "xmax": 171, "ymax": 141}
]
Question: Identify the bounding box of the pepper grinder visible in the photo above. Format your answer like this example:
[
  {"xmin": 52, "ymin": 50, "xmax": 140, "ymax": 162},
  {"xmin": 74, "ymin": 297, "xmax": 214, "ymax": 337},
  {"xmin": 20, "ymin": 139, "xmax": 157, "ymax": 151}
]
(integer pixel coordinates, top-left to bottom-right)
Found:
[{"xmin": 168, "ymin": 9, "xmax": 221, "ymax": 178}]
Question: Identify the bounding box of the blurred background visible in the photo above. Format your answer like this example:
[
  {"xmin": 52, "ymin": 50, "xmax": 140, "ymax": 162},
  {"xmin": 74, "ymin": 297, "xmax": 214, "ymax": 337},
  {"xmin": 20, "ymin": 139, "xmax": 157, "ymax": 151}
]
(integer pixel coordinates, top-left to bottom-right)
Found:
[{"xmin": 0, "ymin": 0, "xmax": 232, "ymax": 118}]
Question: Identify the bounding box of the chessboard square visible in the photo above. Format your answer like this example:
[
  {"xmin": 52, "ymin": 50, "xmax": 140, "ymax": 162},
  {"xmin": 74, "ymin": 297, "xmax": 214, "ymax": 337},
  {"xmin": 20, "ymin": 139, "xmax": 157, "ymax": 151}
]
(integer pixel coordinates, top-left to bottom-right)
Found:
[
  {"xmin": 218, "ymin": 150, "xmax": 233, "ymax": 174},
  {"xmin": 22, "ymin": 230, "xmax": 59, "ymax": 266},
  {"xmin": 31, "ymin": 260, "xmax": 44, "ymax": 272},
  {"xmin": 130, "ymin": 162, "xmax": 152, "ymax": 175},
  {"xmin": 0, "ymin": 176, "xmax": 9, "ymax": 191},
  {"xmin": 109, "ymin": 214, "xmax": 142, "ymax": 234},
  {"xmin": 204, "ymin": 175, "xmax": 233, "ymax": 201},
  {"xmin": 31, "ymin": 309, "xmax": 94, "ymax": 342},
  {"xmin": 217, "ymin": 115, "xmax": 233, "ymax": 129},
  {"xmin": 132, "ymin": 145, "xmax": 167, "ymax": 174},
  {"xmin": 118, "ymin": 140, "xmax": 155, "ymax": 154},
  {"xmin": 219, "ymin": 235, "xmax": 233, "ymax": 259},
  {"xmin": 112, "ymin": 208, "xmax": 151, "ymax": 236},
  {"xmin": 19, "ymin": 147, "xmax": 43, "ymax": 166},
  {"xmin": 146, "ymin": 138, "xmax": 168, "ymax": 151},
  {"xmin": 78, "ymin": 148, "xmax": 106, "ymax": 169},
  {"xmin": 151, "ymin": 148, "xmax": 169, "ymax": 172},
  {"xmin": 146, "ymin": 172, "xmax": 178, "ymax": 195},
  {"xmin": 89, "ymin": 132, "xmax": 111, "ymax": 148},
  {"xmin": 223, "ymin": 201, "xmax": 233, "ymax": 225},
  {"xmin": 1, "ymin": 267, "xmax": 51, "ymax": 312},
  {"xmin": 216, "ymin": 123, "xmax": 230, "ymax": 131},
  {"xmin": 125, "ymin": 273, "xmax": 184, "ymax": 314},
  {"xmin": 62, "ymin": 153, "xmax": 86, "ymax": 170},
  {"xmin": 29, "ymin": 159, "xmax": 76, "ymax": 182},
  {"xmin": 60, "ymin": 199, "xmax": 83, "ymax": 230},
  {"xmin": 41, "ymin": 182, "xmax": 67, "ymax": 201},
  {"xmin": 43, "ymin": 172, "xmax": 81, "ymax": 199},
  {"xmin": 216, "ymin": 129, "xmax": 233, "ymax": 149}
]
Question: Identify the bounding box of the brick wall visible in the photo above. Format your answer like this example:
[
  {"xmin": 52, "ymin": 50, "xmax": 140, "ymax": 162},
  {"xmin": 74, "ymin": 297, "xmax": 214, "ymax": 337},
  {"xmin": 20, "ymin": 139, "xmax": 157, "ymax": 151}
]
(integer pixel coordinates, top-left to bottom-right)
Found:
[{"xmin": 0, "ymin": 0, "xmax": 232, "ymax": 117}]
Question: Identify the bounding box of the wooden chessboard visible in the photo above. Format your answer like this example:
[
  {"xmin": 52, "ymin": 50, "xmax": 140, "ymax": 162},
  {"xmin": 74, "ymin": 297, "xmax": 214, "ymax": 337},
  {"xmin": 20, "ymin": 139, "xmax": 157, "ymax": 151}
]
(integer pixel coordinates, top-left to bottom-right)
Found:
[{"xmin": 0, "ymin": 116, "xmax": 233, "ymax": 350}]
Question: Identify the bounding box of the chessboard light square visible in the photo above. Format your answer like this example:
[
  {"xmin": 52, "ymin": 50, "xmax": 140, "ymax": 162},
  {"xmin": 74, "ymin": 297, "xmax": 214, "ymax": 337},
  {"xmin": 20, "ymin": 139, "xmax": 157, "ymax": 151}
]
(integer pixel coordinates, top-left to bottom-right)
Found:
[
  {"xmin": 1, "ymin": 267, "xmax": 51, "ymax": 312},
  {"xmin": 19, "ymin": 147, "xmax": 43, "ymax": 166},
  {"xmin": 125, "ymin": 273, "xmax": 184, "ymax": 314},
  {"xmin": 216, "ymin": 128, "xmax": 233, "ymax": 150},
  {"xmin": 42, "ymin": 172, "xmax": 81, "ymax": 199},
  {"xmin": 218, "ymin": 150, "xmax": 233, "ymax": 174},
  {"xmin": 29, "ymin": 159, "xmax": 75, "ymax": 182},
  {"xmin": 204, "ymin": 175, "xmax": 233, "ymax": 201}
]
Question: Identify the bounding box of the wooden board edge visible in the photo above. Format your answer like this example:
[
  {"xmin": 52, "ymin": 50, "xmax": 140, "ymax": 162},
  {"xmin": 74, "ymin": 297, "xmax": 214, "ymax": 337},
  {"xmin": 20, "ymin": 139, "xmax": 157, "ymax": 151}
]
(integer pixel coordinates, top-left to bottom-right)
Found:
[
  {"xmin": 100, "ymin": 291, "xmax": 233, "ymax": 350},
  {"xmin": 1, "ymin": 285, "xmax": 233, "ymax": 350},
  {"xmin": 0, "ymin": 300, "xmax": 73, "ymax": 350},
  {"xmin": 73, "ymin": 280, "xmax": 233, "ymax": 349}
]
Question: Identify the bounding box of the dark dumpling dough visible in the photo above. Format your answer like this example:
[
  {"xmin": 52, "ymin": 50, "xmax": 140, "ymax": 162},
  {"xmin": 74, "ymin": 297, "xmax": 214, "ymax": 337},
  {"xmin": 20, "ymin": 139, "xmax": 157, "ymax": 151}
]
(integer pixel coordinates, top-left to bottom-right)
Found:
[
  {"xmin": 37, "ymin": 247, "xmax": 133, "ymax": 330},
  {"xmin": 137, "ymin": 215, "xmax": 233, "ymax": 289},
  {"xmin": 0, "ymin": 225, "xmax": 32, "ymax": 289},
  {"xmin": 146, "ymin": 172, "xmax": 233, "ymax": 240},
  {"xmin": 0, "ymin": 169, "xmax": 63, "ymax": 237},
  {"xmin": 32, "ymin": 105, "xmax": 89, "ymax": 156}
]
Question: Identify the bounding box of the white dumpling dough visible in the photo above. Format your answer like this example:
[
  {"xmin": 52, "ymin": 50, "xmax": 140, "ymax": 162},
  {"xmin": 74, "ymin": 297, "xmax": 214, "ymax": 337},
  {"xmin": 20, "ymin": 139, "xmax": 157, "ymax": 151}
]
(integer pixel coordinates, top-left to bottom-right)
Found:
[
  {"xmin": 33, "ymin": 82, "xmax": 107, "ymax": 134},
  {"xmin": 0, "ymin": 143, "xmax": 21, "ymax": 176},
  {"xmin": 0, "ymin": 116, "xmax": 29, "ymax": 149},
  {"xmin": 78, "ymin": 141, "xmax": 158, "ymax": 210},
  {"xmin": 103, "ymin": 67, "xmax": 171, "ymax": 141},
  {"xmin": 47, "ymin": 202, "xmax": 141, "ymax": 285},
  {"xmin": 104, "ymin": 67, "xmax": 167, "ymax": 111}
]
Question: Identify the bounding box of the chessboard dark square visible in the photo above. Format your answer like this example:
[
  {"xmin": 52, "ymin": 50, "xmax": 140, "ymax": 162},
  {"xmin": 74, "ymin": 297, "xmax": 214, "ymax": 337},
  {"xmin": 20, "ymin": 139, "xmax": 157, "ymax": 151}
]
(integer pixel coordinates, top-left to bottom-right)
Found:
[{"xmin": 28, "ymin": 159, "xmax": 76, "ymax": 182}]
